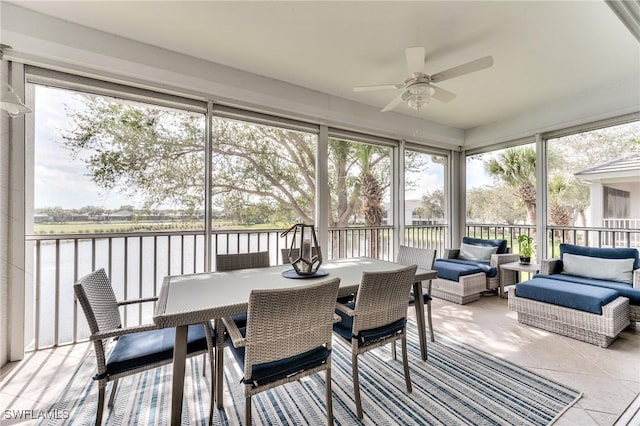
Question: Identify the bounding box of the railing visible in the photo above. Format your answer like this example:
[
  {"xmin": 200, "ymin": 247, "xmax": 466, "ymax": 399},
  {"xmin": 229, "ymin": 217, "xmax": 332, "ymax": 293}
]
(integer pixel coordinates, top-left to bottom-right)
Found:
[
  {"xmin": 327, "ymin": 226, "xmax": 393, "ymax": 261},
  {"xmin": 547, "ymin": 225, "xmax": 640, "ymax": 257},
  {"xmin": 25, "ymin": 225, "xmax": 399, "ymax": 350},
  {"xmin": 602, "ymin": 219, "xmax": 640, "ymax": 249},
  {"xmin": 26, "ymin": 222, "xmax": 639, "ymax": 350},
  {"xmin": 404, "ymin": 224, "xmax": 448, "ymax": 256},
  {"xmin": 464, "ymin": 223, "xmax": 640, "ymax": 257},
  {"xmin": 465, "ymin": 224, "xmax": 536, "ymax": 253}
]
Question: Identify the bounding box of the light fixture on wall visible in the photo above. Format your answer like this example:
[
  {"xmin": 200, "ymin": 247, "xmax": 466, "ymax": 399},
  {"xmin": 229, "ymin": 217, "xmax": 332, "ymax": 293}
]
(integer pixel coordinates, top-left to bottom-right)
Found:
[
  {"xmin": 0, "ymin": 44, "xmax": 31, "ymax": 118},
  {"xmin": 405, "ymin": 82, "xmax": 435, "ymax": 111}
]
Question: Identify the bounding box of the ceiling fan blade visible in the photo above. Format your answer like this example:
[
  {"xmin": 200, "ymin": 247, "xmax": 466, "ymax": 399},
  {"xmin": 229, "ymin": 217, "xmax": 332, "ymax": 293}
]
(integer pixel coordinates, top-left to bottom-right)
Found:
[
  {"xmin": 353, "ymin": 83, "xmax": 403, "ymax": 92},
  {"xmin": 405, "ymin": 47, "xmax": 425, "ymax": 75},
  {"xmin": 431, "ymin": 85, "xmax": 457, "ymax": 103},
  {"xmin": 430, "ymin": 56, "xmax": 494, "ymax": 83},
  {"xmin": 381, "ymin": 90, "xmax": 407, "ymax": 112}
]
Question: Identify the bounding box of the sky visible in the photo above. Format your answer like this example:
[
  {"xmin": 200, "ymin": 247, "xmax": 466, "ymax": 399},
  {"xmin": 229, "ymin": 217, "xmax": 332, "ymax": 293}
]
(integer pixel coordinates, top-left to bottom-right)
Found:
[
  {"xmin": 32, "ymin": 83, "xmax": 492, "ymax": 211},
  {"xmin": 33, "ymin": 85, "xmax": 140, "ymax": 210}
]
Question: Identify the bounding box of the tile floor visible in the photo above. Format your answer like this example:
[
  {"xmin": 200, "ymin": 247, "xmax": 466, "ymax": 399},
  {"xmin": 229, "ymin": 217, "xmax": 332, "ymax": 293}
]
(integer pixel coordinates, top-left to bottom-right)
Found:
[{"xmin": 1, "ymin": 293, "xmax": 638, "ymax": 425}]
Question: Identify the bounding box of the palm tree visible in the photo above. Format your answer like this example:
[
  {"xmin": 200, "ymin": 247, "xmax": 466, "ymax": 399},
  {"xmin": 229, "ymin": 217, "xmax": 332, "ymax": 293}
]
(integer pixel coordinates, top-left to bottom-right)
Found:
[
  {"xmin": 548, "ymin": 174, "xmax": 572, "ymax": 227},
  {"xmin": 485, "ymin": 147, "xmax": 537, "ymax": 226}
]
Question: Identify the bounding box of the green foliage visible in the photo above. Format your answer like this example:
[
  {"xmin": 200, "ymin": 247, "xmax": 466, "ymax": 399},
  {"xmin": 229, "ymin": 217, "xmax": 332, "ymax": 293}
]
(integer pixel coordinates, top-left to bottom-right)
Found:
[
  {"xmin": 517, "ymin": 234, "xmax": 534, "ymax": 257},
  {"xmin": 62, "ymin": 95, "xmax": 416, "ymax": 228}
]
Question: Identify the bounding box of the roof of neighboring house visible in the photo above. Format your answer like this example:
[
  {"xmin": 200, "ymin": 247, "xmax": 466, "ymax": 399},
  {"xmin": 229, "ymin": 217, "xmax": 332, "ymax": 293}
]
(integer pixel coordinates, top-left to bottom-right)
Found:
[{"xmin": 574, "ymin": 153, "xmax": 640, "ymax": 182}]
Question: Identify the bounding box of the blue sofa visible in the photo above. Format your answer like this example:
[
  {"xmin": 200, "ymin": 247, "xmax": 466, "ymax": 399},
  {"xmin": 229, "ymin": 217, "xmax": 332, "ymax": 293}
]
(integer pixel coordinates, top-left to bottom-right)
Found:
[
  {"xmin": 509, "ymin": 244, "xmax": 639, "ymax": 347},
  {"xmin": 433, "ymin": 237, "xmax": 519, "ymax": 304}
]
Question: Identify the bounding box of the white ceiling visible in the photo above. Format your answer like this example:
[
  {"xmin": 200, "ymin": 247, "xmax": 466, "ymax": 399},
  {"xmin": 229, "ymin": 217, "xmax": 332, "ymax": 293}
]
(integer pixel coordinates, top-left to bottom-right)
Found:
[{"xmin": 5, "ymin": 1, "xmax": 640, "ymax": 130}]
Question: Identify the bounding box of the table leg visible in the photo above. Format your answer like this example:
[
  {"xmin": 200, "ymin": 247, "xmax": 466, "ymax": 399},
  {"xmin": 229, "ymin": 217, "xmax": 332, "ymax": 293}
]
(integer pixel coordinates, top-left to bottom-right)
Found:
[
  {"xmin": 413, "ymin": 281, "xmax": 428, "ymax": 361},
  {"xmin": 171, "ymin": 325, "xmax": 188, "ymax": 426},
  {"xmin": 215, "ymin": 319, "xmax": 225, "ymax": 409}
]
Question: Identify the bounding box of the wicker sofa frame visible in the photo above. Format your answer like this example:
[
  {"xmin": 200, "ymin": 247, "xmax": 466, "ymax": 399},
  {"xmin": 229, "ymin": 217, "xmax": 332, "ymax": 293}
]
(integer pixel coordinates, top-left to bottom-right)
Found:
[
  {"xmin": 508, "ymin": 257, "xmax": 639, "ymax": 347},
  {"xmin": 540, "ymin": 258, "xmax": 640, "ymax": 322},
  {"xmin": 432, "ymin": 248, "xmax": 519, "ymax": 304},
  {"xmin": 508, "ymin": 290, "xmax": 630, "ymax": 348}
]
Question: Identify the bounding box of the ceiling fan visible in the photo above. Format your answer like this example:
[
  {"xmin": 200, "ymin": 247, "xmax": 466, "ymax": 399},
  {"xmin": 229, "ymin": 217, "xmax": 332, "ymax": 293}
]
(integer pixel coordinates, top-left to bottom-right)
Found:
[{"xmin": 353, "ymin": 47, "xmax": 493, "ymax": 112}]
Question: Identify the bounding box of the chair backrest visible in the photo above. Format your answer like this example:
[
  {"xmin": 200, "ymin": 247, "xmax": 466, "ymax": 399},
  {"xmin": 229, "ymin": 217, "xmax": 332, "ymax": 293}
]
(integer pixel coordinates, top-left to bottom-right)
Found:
[
  {"xmin": 397, "ymin": 245, "xmax": 436, "ymax": 271},
  {"xmin": 216, "ymin": 252, "xmax": 270, "ymax": 272},
  {"xmin": 74, "ymin": 268, "xmax": 122, "ymax": 335},
  {"xmin": 280, "ymin": 247, "xmax": 320, "ymax": 264},
  {"xmin": 352, "ymin": 265, "xmax": 417, "ymax": 335},
  {"xmin": 244, "ymin": 278, "xmax": 340, "ymax": 370}
]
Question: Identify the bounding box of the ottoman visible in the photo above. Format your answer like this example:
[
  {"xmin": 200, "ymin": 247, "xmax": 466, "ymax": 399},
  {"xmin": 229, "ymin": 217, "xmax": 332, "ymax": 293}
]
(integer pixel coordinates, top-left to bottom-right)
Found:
[{"xmin": 508, "ymin": 277, "xmax": 630, "ymax": 347}]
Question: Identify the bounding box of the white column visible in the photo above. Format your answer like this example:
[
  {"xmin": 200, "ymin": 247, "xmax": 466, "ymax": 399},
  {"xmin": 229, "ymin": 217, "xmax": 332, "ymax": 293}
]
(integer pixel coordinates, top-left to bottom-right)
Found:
[{"xmin": 316, "ymin": 126, "xmax": 329, "ymax": 258}]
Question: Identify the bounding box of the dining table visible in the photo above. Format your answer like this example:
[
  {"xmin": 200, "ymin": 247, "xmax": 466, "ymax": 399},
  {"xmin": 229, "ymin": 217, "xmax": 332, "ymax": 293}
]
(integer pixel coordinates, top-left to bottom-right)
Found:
[{"xmin": 153, "ymin": 256, "xmax": 437, "ymax": 425}]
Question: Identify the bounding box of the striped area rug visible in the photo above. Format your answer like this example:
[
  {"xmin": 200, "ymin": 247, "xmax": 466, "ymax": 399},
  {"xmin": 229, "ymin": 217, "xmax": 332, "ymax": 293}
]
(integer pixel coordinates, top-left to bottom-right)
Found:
[{"xmin": 42, "ymin": 321, "xmax": 581, "ymax": 425}]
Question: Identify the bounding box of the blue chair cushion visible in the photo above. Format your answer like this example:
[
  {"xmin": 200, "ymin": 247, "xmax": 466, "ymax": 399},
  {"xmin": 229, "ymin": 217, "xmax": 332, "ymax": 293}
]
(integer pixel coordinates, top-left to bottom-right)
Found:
[
  {"xmin": 537, "ymin": 274, "xmax": 640, "ymax": 305},
  {"xmin": 515, "ymin": 277, "xmax": 619, "ymax": 315},
  {"xmin": 225, "ymin": 326, "xmax": 330, "ymax": 387},
  {"xmin": 435, "ymin": 259, "xmax": 498, "ymax": 281},
  {"xmin": 463, "ymin": 237, "xmax": 508, "ymax": 255},
  {"xmin": 102, "ymin": 323, "xmax": 212, "ymax": 380},
  {"xmin": 560, "ymin": 243, "xmax": 640, "ymax": 269},
  {"xmin": 333, "ymin": 302, "xmax": 406, "ymax": 346}
]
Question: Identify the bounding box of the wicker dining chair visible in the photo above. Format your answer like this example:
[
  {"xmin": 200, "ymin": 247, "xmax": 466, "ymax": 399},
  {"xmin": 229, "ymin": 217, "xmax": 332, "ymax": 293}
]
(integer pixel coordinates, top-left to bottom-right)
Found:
[
  {"xmin": 333, "ymin": 265, "xmax": 417, "ymax": 419},
  {"xmin": 398, "ymin": 245, "xmax": 437, "ymax": 342},
  {"xmin": 216, "ymin": 251, "xmax": 271, "ymax": 272},
  {"xmin": 74, "ymin": 269, "xmax": 215, "ymax": 425},
  {"xmin": 215, "ymin": 252, "xmax": 271, "ymax": 327},
  {"xmin": 222, "ymin": 278, "xmax": 341, "ymax": 425}
]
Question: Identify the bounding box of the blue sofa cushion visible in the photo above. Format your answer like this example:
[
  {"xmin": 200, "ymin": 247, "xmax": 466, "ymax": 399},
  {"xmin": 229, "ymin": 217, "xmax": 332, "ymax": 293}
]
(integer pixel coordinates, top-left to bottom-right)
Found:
[
  {"xmin": 560, "ymin": 243, "xmax": 640, "ymax": 269},
  {"xmin": 435, "ymin": 259, "xmax": 498, "ymax": 281},
  {"xmin": 515, "ymin": 277, "xmax": 619, "ymax": 315},
  {"xmin": 225, "ymin": 326, "xmax": 329, "ymax": 388},
  {"xmin": 103, "ymin": 323, "xmax": 212, "ymax": 380},
  {"xmin": 537, "ymin": 274, "xmax": 640, "ymax": 305},
  {"xmin": 333, "ymin": 302, "xmax": 406, "ymax": 346},
  {"xmin": 463, "ymin": 237, "xmax": 508, "ymax": 255}
]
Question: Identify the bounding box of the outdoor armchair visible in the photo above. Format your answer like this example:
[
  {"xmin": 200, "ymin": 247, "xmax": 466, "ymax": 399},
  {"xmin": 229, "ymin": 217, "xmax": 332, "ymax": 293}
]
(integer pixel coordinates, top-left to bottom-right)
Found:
[
  {"xmin": 433, "ymin": 237, "xmax": 519, "ymax": 304},
  {"xmin": 397, "ymin": 245, "xmax": 437, "ymax": 342},
  {"xmin": 333, "ymin": 265, "xmax": 417, "ymax": 419},
  {"xmin": 222, "ymin": 278, "xmax": 341, "ymax": 425},
  {"xmin": 74, "ymin": 268, "xmax": 215, "ymax": 425}
]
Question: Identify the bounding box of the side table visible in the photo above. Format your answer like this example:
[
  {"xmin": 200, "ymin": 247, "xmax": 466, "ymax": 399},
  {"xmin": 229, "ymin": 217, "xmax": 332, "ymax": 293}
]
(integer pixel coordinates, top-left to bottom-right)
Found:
[{"xmin": 499, "ymin": 261, "xmax": 540, "ymax": 298}]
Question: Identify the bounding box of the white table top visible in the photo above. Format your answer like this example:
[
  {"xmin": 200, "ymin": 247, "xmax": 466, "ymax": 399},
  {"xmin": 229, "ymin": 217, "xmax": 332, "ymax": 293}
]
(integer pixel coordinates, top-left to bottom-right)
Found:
[
  {"xmin": 153, "ymin": 257, "xmax": 436, "ymax": 328},
  {"xmin": 500, "ymin": 261, "xmax": 540, "ymax": 273}
]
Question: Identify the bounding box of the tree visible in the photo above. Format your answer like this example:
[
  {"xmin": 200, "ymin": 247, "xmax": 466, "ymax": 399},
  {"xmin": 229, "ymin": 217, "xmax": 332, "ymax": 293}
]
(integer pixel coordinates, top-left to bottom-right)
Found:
[
  {"xmin": 547, "ymin": 174, "xmax": 572, "ymax": 226},
  {"xmin": 62, "ymin": 96, "xmax": 415, "ymax": 238},
  {"xmin": 485, "ymin": 147, "xmax": 537, "ymax": 226},
  {"xmin": 467, "ymin": 184, "xmax": 526, "ymax": 225},
  {"xmin": 420, "ymin": 189, "xmax": 445, "ymax": 220}
]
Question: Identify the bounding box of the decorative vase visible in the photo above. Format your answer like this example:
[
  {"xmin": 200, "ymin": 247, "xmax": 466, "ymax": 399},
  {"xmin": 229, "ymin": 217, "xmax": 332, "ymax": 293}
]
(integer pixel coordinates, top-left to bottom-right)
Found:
[
  {"xmin": 519, "ymin": 256, "xmax": 531, "ymax": 265},
  {"xmin": 280, "ymin": 223, "xmax": 322, "ymax": 275}
]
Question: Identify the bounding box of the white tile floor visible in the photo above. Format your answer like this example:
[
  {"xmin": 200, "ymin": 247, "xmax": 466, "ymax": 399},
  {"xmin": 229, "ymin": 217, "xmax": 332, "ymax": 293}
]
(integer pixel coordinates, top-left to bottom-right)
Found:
[{"xmin": 1, "ymin": 294, "xmax": 638, "ymax": 425}]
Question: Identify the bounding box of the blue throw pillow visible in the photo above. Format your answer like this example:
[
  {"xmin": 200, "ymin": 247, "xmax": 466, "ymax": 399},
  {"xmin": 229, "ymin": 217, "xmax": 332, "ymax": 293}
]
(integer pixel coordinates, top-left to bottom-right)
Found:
[
  {"xmin": 559, "ymin": 243, "xmax": 639, "ymax": 270},
  {"xmin": 462, "ymin": 237, "xmax": 508, "ymax": 255}
]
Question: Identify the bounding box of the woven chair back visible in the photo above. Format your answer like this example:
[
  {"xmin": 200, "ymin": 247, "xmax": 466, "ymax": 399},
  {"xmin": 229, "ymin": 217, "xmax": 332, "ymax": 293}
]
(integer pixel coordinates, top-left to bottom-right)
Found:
[
  {"xmin": 216, "ymin": 252, "xmax": 270, "ymax": 272},
  {"xmin": 352, "ymin": 265, "xmax": 417, "ymax": 335},
  {"xmin": 397, "ymin": 245, "xmax": 436, "ymax": 270},
  {"xmin": 74, "ymin": 268, "xmax": 122, "ymax": 335},
  {"xmin": 244, "ymin": 278, "xmax": 340, "ymax": 370}
]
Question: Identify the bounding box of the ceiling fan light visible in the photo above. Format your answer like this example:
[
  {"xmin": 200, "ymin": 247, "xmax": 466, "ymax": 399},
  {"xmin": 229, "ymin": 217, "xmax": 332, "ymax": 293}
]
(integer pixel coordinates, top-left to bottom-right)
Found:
[
  {"xmin": 407, "ymin": 93, "xmax": 429, "ymax": 110},
  {"xmin": 408, "ymin": 83, "xmax": 430, "ymax": 95}
]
